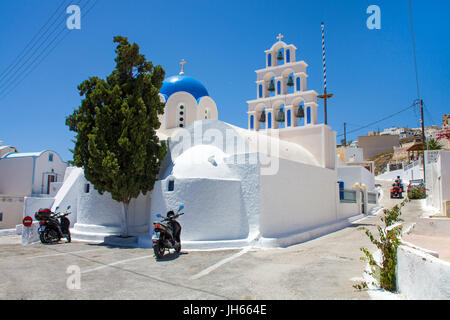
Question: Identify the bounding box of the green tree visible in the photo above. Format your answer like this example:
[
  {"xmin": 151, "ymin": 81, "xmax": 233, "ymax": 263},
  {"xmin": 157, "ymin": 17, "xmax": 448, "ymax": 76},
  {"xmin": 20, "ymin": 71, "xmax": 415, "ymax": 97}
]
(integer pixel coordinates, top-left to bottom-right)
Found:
[{"xmin": 66, "ymin": 36, "xmax": 166, "ymax": 236}]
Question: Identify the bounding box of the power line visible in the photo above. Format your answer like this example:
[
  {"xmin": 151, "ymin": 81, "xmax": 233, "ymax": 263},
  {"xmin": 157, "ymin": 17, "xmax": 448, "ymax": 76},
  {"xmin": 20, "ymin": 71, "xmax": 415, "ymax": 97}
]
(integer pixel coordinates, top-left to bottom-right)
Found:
[
  {"xmin": 408, "ymin": 0, "xmax": 421, "ymax": 101},
  {"xmin": 0, "ymin": 0, "xmax": 84, "ymax": 97},
  {"xmin": 336, "ymin": 102, "xmax": 417, "ymax": 137},
  {"xmin": 0, "ymin": 0, "xmax": 71, "ymax": 85},
  {"xmin": 0, "ymin": 0, "xmax": 98, "ymax": 101},
  {"xmin": 422, "ymin": 102, "xmax": 436, "ymax": 125}
]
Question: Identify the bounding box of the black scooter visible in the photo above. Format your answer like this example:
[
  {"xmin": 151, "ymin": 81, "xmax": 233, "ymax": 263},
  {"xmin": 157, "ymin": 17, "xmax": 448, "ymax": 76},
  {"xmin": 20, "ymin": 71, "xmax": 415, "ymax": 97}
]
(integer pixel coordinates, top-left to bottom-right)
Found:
[
  {"xmin": 152, "ymin": 205, "xmax": 184, "ymax": 259},
  {"xmin": 35, "ymin": 205, "xmax": 72, "ymax": 244}
]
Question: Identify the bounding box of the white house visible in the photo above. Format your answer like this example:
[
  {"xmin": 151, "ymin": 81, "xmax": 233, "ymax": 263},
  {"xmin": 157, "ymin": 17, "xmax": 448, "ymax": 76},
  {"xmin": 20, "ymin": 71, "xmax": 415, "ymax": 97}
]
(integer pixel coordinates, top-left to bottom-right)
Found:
[
  {"xmin": 23, "ymin": 35, "xmax": 378, "ymax": 248},
  {"xmin": 0, "ymin": 150, "xmax": 67, "ymax": 229},
  {"xmin": 0, "ymin": 150, "xmax": 67, "ymax": 196}
]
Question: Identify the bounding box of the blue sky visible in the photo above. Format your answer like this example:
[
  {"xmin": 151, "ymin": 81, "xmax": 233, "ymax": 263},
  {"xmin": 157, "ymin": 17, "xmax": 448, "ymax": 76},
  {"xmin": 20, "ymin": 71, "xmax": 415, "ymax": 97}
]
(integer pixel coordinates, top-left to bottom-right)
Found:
[{"xmin": 0, "ymin": 0, "xmax": 449, "ymax": 162}]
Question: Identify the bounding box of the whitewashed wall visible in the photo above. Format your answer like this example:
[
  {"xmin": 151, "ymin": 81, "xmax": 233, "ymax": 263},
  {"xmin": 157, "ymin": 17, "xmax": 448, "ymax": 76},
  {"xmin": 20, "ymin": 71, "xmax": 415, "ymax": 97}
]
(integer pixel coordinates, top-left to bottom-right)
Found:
[
  {"xmin": 0, "ymin": 157, "xmax": 33, "ymax": 196},
  {"xmin": 337, "ymin": 166, "xmax": 375, "ymax": 191},
  {"xmin": 0, "ymin": 195, "xmax": 24, "ymax": 229},
  {"xmin": 278, "ymin": 124, "xmax": 336, "ymax": 170},
  {"xmin": 397, "ymin": 245, "xmax": 450, "ymax": 299},
  {"xmin": 150, "ymin": 177, "xmax": 248, "ymax": 241},
  {"xmin": 23, "ymin": 196, "xmax": 55, "ymax": 222},
  {"xmin": 49, "ymin": 166, "xmax": 151, "ymax": 239},
  {"xmin": 51, "ymin": 167, "xmax": 85, "ymax": 227},
  {"xmin": 259, "ymin": 157, "xmax": 339, "ymax": 238},
  {"xmin": 164, "ymin": 91, "xmax": 197, "ymax": 129},
  {"xmin": 426, "ymin": 151, "xmax": 450, "ymax": 213}
]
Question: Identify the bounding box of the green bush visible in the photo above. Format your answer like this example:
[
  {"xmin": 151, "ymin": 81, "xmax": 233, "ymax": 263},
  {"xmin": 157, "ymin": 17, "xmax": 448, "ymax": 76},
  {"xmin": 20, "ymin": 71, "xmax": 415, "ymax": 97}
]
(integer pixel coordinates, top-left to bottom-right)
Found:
[
  {"xmin": 353, "ymin": 199, "xmax": 409, "ymax": 292},
  {"xmin": 408, "ymin": 186, "xmax": 426, "ymax": 199}
]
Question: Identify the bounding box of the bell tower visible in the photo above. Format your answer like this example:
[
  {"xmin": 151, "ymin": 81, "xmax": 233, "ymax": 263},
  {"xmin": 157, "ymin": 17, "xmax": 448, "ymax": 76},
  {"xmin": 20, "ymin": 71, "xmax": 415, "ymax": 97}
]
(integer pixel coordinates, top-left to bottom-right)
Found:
[{"xmin": 247, "ymin": 34, "xmax": 319, "ymax": 131}]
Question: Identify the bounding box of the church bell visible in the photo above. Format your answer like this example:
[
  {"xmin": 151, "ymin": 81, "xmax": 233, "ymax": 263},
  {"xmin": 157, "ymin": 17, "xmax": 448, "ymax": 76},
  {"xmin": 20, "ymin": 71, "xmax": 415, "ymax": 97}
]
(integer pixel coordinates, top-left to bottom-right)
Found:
[
  {"xmin": 259, "ymin": 110, "xmax": 266, "ymax": 122},
  {"xmin": 268, "ymin": 80, "xmax": 275, "ymax": 92},
  {"xmin": 296, "ymin": 105, "xmax": 305, "ymax": 118},
  {"xmin": 277, "ymin": 51, "xmax": 283, "ymax": 61},
  {"xmin": 287, "ymin": 76, "xmax": 294, "ymax": 87},
  {"xmin": 276, "ymin": 109, "xmax": 285, "ymax": 122}
]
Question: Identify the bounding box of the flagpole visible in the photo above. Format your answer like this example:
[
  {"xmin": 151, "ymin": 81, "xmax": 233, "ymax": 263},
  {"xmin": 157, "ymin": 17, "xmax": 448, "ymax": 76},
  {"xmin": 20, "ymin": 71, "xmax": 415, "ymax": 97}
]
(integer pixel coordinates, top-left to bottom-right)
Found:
[{"xmin": 317, "ymin": 22, "xmax": 333, "ymax": 125}]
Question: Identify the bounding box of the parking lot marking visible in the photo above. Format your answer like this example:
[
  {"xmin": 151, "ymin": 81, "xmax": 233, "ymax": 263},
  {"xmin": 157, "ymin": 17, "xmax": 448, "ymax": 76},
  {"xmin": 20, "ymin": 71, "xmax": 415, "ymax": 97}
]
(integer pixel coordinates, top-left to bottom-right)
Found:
[
  {"xmin": 28, "ymin": 248, "xmax": 107, "ymax": 259},
  {"xmin": 189, "ymin": 247, "xmax": 250, "ymax": 280},
  {"xmin": 82, "ymin": 254, "xmax": 154, "ymax": 274}
]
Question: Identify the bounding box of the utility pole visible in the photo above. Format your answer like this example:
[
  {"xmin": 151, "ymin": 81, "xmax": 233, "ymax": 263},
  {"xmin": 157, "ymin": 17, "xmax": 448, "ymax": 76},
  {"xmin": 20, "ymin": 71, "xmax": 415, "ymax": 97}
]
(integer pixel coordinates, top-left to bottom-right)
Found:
[
  {"xmin": 344, "ymin": 122, "xmax": 347, "ymax": 146},
  {"xmin": 318, "ymin": 22, "xmax": 333, "ymax": 125},
  {"xmin": 420, "ymin": 99, "xmax": 426, "ymax": 183}
]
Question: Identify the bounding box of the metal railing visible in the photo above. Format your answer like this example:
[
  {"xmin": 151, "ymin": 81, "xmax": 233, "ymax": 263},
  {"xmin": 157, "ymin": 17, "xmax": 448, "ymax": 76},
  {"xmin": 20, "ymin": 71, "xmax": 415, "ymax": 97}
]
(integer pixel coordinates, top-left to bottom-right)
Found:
[
  {"xmin": 426, "ymin": 150, "xmax": 440, "ymax": 164},
  {"xmin": 340, "ymin": 189, "xmax": 357, "ymax": 203},
  {"xmin": 368, "ymin": 192, "xmax": 377, "ymax": 204}
]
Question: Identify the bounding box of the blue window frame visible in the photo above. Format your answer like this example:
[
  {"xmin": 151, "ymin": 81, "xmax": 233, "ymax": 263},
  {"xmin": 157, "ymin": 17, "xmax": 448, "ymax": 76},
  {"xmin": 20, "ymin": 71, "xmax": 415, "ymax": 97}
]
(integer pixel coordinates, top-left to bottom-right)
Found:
[
  {"xmin": 250, "ymin": 115, "xmax": 254, "ymax": 130},
  {"xmin": 258, "ymin": 84, "xmax": 263, "ymax": 98},
  {"xmin": 306, "ymin": 107, "xmax": 311, "ymax": 124},
  {"xmin": 268, "ymin": 112, "xmax": 272, "ymax": 129},
  {"xmin": 287, "ymin": 109, "xmax": 291, "ymax": 127},
  {"xmin": 296, "ymin": 77, "xmax": 300, "ymax": 91},
  {"xmin": 168, "ymin": 180, "xmax": 174, "ymax": 192},
  {"xmin": 267, "ymin": 53, "xmax": 272, "ymax": 67}
]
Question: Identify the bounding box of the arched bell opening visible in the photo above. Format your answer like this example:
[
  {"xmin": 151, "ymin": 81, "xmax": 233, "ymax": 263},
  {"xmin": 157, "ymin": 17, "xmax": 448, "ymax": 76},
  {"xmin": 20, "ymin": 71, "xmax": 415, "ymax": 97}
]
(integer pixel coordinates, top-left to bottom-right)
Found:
[
  {"xmin": 276, "ymin": 48, "xmax": 284, "ymax": 66},
  {"xmin": 258, "ymin": 107, "xmax": 267, "ymax": 130},
  {"xmin": 286, "ymin": 72, "xmax": 295, "ymax": 95},
  {"xmin": 295, "ymin": 101, "xmax": 305, "ymax": 127},
  {"xmin": 267, "ymin": 76, "xmax": 276, "ymax": 97},
  {"xmin": 274, "ymin": 103, "xmax": 286, "ymax": 129}
]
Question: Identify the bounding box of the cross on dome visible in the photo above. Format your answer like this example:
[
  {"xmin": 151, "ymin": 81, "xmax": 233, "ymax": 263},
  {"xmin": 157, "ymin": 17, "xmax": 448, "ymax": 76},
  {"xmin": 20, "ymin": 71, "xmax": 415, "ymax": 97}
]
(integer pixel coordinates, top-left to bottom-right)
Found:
[
  {"xmin": 276, "ymin": 33, "xmax": 284, "ymax": 42},
  {"xmin": 179, "ymin": 59, "xmax": 186, "ymax": 75}
]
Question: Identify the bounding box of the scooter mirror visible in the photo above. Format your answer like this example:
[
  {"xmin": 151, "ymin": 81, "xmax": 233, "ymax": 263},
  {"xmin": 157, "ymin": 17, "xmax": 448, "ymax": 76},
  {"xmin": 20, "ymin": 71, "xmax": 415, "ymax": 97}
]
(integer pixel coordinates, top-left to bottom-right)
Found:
[
  {"xmin": 179, "ymin": 205, "xmax": 184, "ymax": 211},
  {"xmin": 156, "ymin": 214, "xmax": 162, "ymax": 218}
]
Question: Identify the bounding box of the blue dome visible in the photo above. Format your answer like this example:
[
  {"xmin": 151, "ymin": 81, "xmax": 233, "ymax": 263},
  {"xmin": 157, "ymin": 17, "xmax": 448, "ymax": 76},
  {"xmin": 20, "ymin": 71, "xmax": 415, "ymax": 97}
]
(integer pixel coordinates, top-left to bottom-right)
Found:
[{"xmin": 160, "ymin": 75, "xmax": 209, "ymax": 100}]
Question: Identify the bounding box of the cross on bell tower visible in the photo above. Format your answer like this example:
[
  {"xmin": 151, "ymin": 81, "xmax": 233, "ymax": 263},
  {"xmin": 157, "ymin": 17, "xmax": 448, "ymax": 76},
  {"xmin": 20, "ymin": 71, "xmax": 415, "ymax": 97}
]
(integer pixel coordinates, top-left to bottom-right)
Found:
[
  {"xmin": 276, "ymin": 33, "xmax": 284, "ymax": 42},
  {"xmin": 179, "ymin": 59, "xmax": 186, "ymax": 75}
]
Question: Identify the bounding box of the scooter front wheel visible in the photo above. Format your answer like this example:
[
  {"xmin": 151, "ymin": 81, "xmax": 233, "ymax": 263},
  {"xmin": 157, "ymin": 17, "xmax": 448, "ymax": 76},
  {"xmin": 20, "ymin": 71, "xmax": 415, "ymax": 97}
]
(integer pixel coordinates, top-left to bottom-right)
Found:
[{"xmin": 153, "ymin": 243, "xmax": 165, "ymax": 259}]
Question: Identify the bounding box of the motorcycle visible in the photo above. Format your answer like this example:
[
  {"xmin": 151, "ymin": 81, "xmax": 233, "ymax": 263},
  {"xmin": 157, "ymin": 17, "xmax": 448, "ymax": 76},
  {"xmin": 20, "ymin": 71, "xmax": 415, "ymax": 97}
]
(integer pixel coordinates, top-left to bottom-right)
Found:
[
  {"xmin": 152, "ymin": 205, "xmax": 184, "ymax": 259},
  {"xmin": 390, "ymin": 183, "xmax": 403, "ymax": 199},
  {"xmin": 35, "ymin": 205, "xmax": 72, "ymax": 244}
]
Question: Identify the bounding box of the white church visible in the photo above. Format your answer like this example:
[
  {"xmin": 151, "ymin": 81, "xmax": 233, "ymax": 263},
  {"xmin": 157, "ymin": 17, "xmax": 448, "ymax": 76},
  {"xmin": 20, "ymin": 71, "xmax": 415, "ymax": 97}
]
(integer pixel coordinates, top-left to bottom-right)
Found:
[{"xmin": 22, "ymin": 35, "xmax": 379, "ymax": 248}]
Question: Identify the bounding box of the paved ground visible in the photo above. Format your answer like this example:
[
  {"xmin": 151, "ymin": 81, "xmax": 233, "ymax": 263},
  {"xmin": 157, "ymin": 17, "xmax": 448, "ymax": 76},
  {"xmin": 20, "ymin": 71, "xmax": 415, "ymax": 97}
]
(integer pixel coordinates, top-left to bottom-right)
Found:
[{"xmin": 0, "ymin": 180, "xmax": 437, "ymax": 300}]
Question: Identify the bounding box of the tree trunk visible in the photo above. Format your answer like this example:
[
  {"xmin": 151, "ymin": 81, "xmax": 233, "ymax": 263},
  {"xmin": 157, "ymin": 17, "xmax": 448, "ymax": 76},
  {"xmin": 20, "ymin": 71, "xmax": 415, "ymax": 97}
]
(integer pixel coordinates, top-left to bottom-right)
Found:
[{"xmin": 122, "ymin": 202, "xmax": 129, "ymax": 237}]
